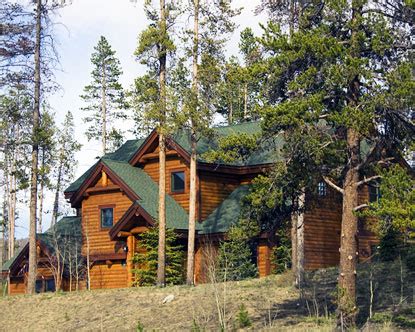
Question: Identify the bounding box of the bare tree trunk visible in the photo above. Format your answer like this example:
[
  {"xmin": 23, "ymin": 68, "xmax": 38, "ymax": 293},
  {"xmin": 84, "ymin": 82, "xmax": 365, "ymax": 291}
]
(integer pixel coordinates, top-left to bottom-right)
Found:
[
  {"xmin": 243, "ymin": 83, "xmax": 248, "ymax": 120},
  {"xmin": 291, "ymin": 213, "xmax": 297, "ymax": 280},
  {"xmin": 296, "ymin": 192, "xmax": 305, "ymax": 289},
  {"xmin": 101, "ymin": 60, "xmax": 107, "ymax": 155},
  {"xmin": 27, "ymin": 0, "xmax": 42, "ymax": 295},
  {"xmin": 338, "ymin": 130, "xmax": 359, "ymax": 327},
  {"xmin": 51, "ymin": 149, "xmax": 63, "ymax": 226},
  {"xmin": 186, "ymin": 0, "xmax": 199, "ymax": 286},
  {"xmin": 228, "ymin": 102, "xmax": 233, "ymax": 125},
  {"xmin": 156, "ymin": 0, "xmax": 167, "ymax": 287},
  {"xmin": 8, "ymin": 152, "xmax": 16, "ymax": 258},
  {"xmin": 38, "ymin": 149, "xmax": 45, "ymax": 233}
]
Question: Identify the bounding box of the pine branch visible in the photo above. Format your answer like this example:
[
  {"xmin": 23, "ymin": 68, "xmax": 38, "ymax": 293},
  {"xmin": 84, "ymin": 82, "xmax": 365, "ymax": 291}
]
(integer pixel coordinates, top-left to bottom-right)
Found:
[
  {"xmin": 356, "ymin": 175, "xmax": 381, "ymax": 187},
  {"xmin": 323, "ymin": 176, "xmax": 344, "ymax": 195}
]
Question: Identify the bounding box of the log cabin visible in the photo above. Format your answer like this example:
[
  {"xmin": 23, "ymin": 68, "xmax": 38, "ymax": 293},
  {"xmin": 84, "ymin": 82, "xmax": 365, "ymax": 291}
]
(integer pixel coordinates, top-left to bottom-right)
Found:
[
  {"xmin": 1, "ymin": 216, "xmax": 81, "ymax": 295},
  {"xmin": 2, "ymin": 121, "xmax": 409, "ymax": 293}
]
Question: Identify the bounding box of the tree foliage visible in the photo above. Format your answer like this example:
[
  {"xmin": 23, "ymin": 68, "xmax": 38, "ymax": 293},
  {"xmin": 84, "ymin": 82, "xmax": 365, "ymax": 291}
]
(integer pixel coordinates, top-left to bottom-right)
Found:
[
  {"xmin": 81, "ymin": 36, "xmax": 127, "ymax": 154},
  {"xmin": 132, "ymin": 226, "xmax": 184, "ymax": 286}
]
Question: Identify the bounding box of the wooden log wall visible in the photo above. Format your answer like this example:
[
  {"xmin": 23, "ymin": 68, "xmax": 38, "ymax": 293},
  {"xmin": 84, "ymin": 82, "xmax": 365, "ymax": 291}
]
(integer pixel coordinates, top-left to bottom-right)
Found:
[
  {"xmin": 8, "ymin": 277, "xmax": 26, "ymax": 295},
  {"xmin": 89, "ymin": 260, "xmax": 128, "ymax": 290},
  {"xmin": 257, "ymin": 241, "xmax": 272, "ymax": 277},
  {"xmin": 81, "ymin": 173, "xmax": 133, "ymax": 257},
  {"xmin": 143, "ymin": 152, "xmax": 191, "ymax": 212},
  {"xmin": 303, "ymin": 184, "xmax": 379, "ymax": 271},
  {"xmin": 199, "ymin": 172, "xmax": 239, "ymax": 220}
]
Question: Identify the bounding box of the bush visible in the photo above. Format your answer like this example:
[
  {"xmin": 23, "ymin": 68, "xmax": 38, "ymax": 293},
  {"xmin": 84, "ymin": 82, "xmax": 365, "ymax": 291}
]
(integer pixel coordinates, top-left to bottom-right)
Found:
[
  {"xmin": 132, "ymin": 225, "xmax": 184, "ymax": 286},
  {"xmin": 272, "ymin": 224, "xmax": 291, "ymax": 274}
]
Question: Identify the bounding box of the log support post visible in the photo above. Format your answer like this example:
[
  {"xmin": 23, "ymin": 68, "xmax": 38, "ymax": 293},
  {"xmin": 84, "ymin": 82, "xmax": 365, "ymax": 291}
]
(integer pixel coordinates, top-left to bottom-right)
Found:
[{"xmin": 126, "ymin": 235, "xmax": 135, "ymax": 286}]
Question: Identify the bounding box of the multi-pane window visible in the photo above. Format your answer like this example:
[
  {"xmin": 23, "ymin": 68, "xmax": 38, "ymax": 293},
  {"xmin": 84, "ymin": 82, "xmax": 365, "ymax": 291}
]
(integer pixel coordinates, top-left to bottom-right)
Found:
[
  {"xmin": 369, "ymin": 185, "xmax": 381, "ymax": 203},
  {"xmin": 317, "ymin": 181, "xmax": 327, "ymax": 196},
  {"xmin": 171, "ymin": 171, "xmax": 185, "ymax": 193},
  {"xmin": 101, "ymin": 207, "xmax": 114, "ymax": 228}
]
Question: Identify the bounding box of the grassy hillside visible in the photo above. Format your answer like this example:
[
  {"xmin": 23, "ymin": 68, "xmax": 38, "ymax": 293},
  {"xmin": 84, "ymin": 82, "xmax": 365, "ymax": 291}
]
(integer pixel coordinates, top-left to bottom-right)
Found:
[{"xmin": 0, "ymin": 265, "xmax": 413, "ymax": 331}]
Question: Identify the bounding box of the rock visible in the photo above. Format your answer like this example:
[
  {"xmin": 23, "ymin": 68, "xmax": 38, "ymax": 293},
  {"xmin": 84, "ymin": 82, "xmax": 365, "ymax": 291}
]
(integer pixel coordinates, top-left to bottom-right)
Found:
[{"xmin": 162, "ymin": 294, "xmax": 175, "ymax": 304}]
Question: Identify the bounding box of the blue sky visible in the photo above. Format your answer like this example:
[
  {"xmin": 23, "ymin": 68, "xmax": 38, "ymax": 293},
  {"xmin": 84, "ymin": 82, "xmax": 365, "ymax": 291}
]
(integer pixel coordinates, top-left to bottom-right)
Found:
[{"xmin": 14, "ymin": 0, "xmax": 265, "ymax": 238}]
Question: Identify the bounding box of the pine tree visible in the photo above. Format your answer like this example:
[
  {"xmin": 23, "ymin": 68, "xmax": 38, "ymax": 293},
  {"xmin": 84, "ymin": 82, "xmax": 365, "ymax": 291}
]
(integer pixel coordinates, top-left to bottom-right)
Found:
[
  {"xmin": 132, "ymin": 226, "xmax": 184, "ymax": 286},
  {"xmin": 217, "ymin": 28, "xmax": 262, "ymax": 124},
  {"xmin": 51, "ymin": 111, "xmax": 81, "ymax": 226},
  {"xmin": 133, "ymin": 0, "xmax": 178, "ymax": 287},
  {"xmin": 38, "ymin": 107, "xmax": 56, "ymax": 233},
  {"xmin": 217, "ymin": 220, "xmax": 258, "ymax": 281},
  {"xmin": 254, "ymin": 0, "xmax": 414, "ymax": 327},
  {"xmin": 81, "ymin": 36, "xmax": 126, "ymax": 155},
  {"xmin": 174, "ymin": 0, "xmax": 240, "ymax": 286}
]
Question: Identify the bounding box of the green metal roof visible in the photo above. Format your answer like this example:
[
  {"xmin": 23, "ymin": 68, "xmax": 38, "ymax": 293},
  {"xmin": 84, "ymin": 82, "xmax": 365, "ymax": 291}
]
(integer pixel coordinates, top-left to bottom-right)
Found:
[
  {"xmin": 65, "ymin": 139, "xmax": 145, "ymax": 194},
  {"xmin": 101, "ymin": 158, "xmax": 196, "ymax": 231},
  {"xmin": 199, "ymin": 185, "xmax": 251, "ymax": 234},
  {"xmin": 172, "ymin": 122, "xmax": 279, "ymax": 166},
  {"xmin": 1, "ymin": 216, "xmax": 81, "ymax": 272}
]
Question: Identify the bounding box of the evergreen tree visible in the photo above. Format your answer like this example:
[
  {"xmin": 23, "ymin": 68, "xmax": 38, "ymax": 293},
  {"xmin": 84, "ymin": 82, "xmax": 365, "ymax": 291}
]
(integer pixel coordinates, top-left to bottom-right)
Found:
[
  {"xmin": 217, "ymin": 220, "xmax": 258, "ymax": 281},
  {"xmin": 217, "ymin": 28, "xmax": 262, "ymax": 124},
  {"xmin": 51, "ymin": 111, "xmax": 81, "ymax": 226},
  {"xmin": 81, "ymin": 36, "xmax": 126, "ymax": 155},
  {"xmin": 38, "ymin": 107, "xmax": 57, "ymax": 233},
  {"xmin": 133, "ymin": 0, "xmax": 179, "ymax": 287},
  {"xmin": 254, "ymin": 1, "xmax": 414, "ymax": 326},
  {"xmin": 173, "ymin": 0, "xmax": 240, "ymax": 286},
  {"xmin": 132, "ymin": 226, "xmax": 184, "ymax": 286},
  {"xmin": 0, "ymin": 86, "xmax": 31, "ymax": 259}
]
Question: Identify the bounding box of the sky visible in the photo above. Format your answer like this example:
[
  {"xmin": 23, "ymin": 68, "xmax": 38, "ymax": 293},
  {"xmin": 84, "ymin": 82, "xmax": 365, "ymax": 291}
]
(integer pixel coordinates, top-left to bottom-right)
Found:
[{"xmin": 14, "ymin": 0, "xmax": 266, "ymax": 238}]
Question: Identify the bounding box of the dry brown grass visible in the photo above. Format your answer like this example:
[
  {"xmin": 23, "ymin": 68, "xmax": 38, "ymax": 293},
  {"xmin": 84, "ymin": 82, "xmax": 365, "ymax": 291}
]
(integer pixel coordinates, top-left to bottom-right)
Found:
[{"xmin": 0, "ymin": 272, "xmax": 338, "ymax": 331}]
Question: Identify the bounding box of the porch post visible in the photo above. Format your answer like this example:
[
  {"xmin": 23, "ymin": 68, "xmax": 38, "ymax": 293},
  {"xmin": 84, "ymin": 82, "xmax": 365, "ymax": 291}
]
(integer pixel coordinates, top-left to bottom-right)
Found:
[{"xmin": 126, "ymin": 235, "xmax": 135, "ymax": 286}]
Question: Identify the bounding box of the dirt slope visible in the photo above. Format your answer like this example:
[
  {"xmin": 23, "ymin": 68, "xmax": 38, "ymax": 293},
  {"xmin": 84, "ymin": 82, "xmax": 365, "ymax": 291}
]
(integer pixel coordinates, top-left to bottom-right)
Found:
[{"xmin": 0, "ymin": 274, "xmax": 334, "ymax": 331}]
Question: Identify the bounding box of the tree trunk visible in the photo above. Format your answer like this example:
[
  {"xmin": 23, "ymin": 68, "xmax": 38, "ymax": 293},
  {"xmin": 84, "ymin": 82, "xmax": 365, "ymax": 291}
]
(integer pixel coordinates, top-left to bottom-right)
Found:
[
  {"xmin": 27, "ymin": 0, "xmax": 42, "ymax": 295},
  {"xmin": 187, "ymin": 134, "xmax": 197, "ymax": 285},
  {"xmin": 156, "ymin": 0, "xmax": 167, "ymax": 287},
  {"xmin": 337, "ymin": 128, "xmax": 360, "ymax": 328},
  {"xmin": 186, "ymin": 0, "xmax": 199, "ymax": 286},
  {"xmin": 296, "ymin": 192, "xmax": 305, "ymax": 289},
  {"xmin": 243, "ymin": 83, "xmax": 248, "ymax": 120},
  {"xmin": 337, "ymin": 1, "xmax": 362, "ymax": 326},
  {"xmin": 157, "ymin": 133, "xmax": 166, "ymax": 286},
  {"xmin": 38, "ymin": 149, "xmax": 45, "ymax": 233},
  {"xmin": 291, "ymin": 212, "xmax": 297, "ymax": 280},
  {"xmin": 101, "ymin": 60, "xmax": 107, "ymax": 155},
  {"xmin": 51, "ymin": 150, "xmax": 63, "ymax": 226}
]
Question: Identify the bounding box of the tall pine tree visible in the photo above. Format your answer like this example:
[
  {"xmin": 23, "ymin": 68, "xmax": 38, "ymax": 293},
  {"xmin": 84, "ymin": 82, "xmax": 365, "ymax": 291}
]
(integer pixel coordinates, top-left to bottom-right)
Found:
[
  {"xmin": 51, "ymin": 111, "xmax": 81, "ymax": 226},
  {"xmin": 133, "ymin": 0, "xmax": 178, "ymax": 286},
  {"xmin": 255, "ymin": 0, "xmax": 414, "ymax": 327},
  {"xmin": 81, "ymin": 36, "xmax": 126, "ymax": 155}
]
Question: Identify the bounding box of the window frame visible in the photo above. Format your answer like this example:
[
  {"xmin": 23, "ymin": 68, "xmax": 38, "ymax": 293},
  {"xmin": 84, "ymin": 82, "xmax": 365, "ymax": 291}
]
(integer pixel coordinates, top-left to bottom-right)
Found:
[
  {"xmin": 368, "ymin": 183, "xmax": 381, "ymax": 203},
  {"xmin": 99, "ymin": 205, "xmax": 115, "ymax": 229},
  {"xmin": 317, "ymin": 181, "xmax": 327, "ymax": 197},
  {"xmin": 170, "ymin": 169, "xmax": 186, "ymax": 194}
]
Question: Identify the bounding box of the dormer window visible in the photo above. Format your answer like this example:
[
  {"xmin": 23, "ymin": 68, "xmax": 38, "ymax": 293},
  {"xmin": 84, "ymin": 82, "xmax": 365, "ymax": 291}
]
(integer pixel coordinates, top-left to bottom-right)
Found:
[
  {"xmin": 171, "ymin": 171, "xmax": 185, "ymax": 193},
  {"xmin": 318, "ymin": 181, "xmax": 327, "ymax": 196},
  {"xmin": 100, "ymin": 207, "xmax": 114, "ymax": 228}
]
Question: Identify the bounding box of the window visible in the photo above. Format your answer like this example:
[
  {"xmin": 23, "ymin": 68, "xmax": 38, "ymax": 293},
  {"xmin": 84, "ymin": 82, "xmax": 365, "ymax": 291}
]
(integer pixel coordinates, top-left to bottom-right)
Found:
[
  {"xmin": 171, "ymin": 171, "xmax": 185, "ymax": 193},
  {"xmin": 369, "ymin": 185, "xmax": 380, "ymax": 203},
  {"xmin": 317, "ymin": 181, "xmax": 327, "ymax": 196},
  {"xmin": 45, "ymin": 279, "xmax": 55, "ymax": 292},
  {"xmin": 101, "ymin": 207, "xmax": 114, "ymax": 228}
]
